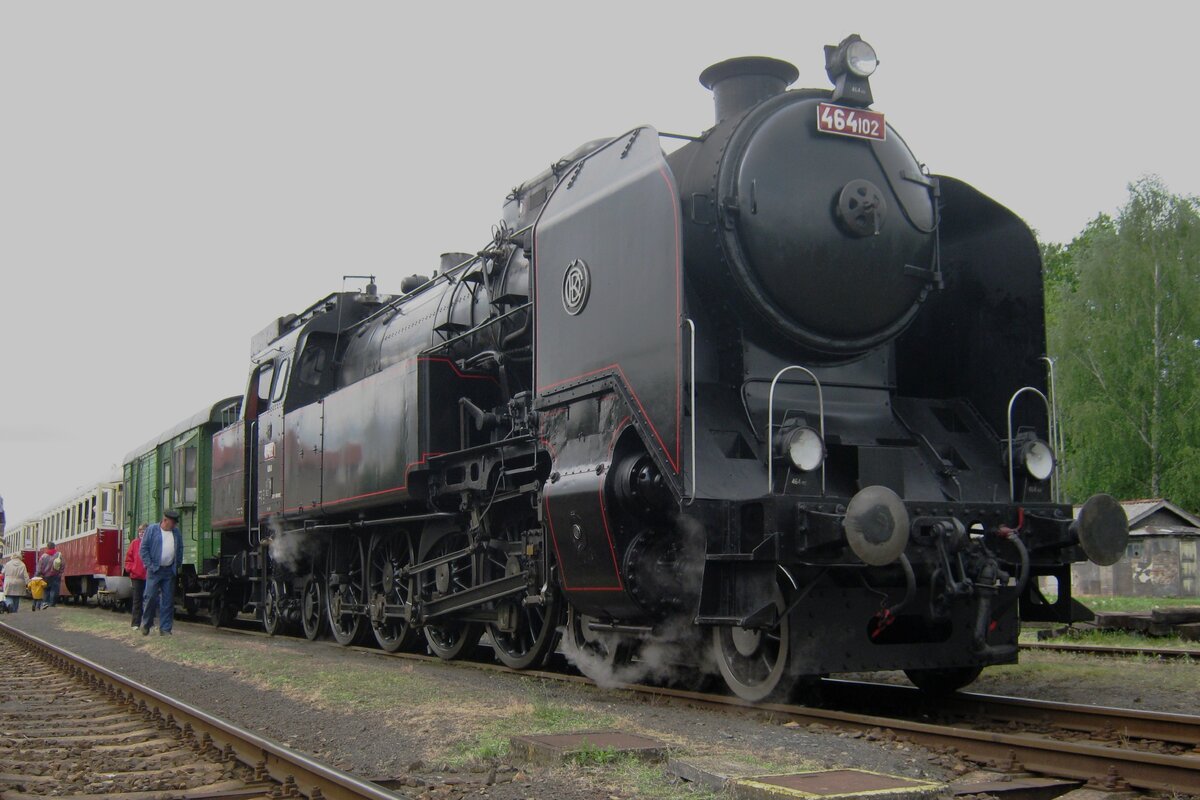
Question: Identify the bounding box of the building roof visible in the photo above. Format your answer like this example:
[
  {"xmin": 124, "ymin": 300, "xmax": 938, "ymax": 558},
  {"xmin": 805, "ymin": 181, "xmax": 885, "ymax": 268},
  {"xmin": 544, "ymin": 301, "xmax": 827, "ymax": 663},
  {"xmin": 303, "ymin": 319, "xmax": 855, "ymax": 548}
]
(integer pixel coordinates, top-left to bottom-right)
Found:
[
  {"xmin": 1074, "ymin": 498, "xmax": 1200, "ymax": 536},
  {"xmin": 1121, "ymin": 498, "xmax": 1200, "ymax": 530}
]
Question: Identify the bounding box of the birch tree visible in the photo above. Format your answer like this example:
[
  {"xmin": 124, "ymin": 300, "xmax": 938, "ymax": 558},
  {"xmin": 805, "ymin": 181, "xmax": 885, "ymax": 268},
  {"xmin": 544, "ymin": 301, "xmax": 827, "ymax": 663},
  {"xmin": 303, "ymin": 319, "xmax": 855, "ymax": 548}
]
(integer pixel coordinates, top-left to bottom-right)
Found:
[{"xmin": 1047, "ymin": 177, "xmax": 1200, "ymax": 512}]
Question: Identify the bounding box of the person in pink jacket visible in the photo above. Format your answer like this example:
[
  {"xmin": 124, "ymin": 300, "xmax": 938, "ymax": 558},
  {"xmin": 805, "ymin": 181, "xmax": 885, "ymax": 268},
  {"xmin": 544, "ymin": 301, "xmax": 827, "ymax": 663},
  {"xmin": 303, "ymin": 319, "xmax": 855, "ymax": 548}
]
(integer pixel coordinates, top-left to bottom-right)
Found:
[{"xmin": 124, "ymin": 524, "xmax": 148, "ymax": 630}]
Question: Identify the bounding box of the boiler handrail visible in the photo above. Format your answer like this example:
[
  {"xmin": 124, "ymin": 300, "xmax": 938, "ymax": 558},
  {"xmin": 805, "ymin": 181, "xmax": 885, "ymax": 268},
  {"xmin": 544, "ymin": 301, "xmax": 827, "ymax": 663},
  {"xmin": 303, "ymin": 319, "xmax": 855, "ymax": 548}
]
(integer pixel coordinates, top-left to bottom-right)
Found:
[{"xmin": 767, "ymin": 366, "xmax": 825, "ymax": 496}]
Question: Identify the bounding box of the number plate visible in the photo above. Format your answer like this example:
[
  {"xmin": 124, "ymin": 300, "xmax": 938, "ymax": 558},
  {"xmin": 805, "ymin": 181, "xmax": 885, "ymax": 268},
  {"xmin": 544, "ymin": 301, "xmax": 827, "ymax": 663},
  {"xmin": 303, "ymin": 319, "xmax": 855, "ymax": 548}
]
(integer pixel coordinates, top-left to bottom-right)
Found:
[{"xmin": 817, "ymin": 102, "xmax": 886, "ymax": 142}]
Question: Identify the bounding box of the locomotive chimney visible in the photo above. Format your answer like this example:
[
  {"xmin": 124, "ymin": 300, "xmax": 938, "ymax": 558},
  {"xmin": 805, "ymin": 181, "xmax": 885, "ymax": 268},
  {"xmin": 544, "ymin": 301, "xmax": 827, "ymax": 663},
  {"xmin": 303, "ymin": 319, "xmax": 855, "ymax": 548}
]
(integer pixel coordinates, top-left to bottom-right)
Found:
[{"xmin": 699, "ymin": 56, "xmax": 799, "ymax": 124}]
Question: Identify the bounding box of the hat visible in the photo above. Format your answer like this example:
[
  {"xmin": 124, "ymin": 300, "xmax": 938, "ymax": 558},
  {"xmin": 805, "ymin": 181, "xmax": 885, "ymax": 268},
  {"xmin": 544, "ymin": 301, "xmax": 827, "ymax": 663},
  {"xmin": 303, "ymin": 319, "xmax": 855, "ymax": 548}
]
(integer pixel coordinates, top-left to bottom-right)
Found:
[{"xmin": 164, "ymin": 509, "xmax": 181, "ymax": 521}]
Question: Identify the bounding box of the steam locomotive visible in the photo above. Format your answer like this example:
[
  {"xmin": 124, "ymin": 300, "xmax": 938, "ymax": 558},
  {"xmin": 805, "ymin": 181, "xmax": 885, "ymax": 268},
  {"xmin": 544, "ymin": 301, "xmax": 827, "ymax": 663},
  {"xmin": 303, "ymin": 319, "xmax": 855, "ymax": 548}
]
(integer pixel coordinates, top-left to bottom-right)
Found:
[{"xmin": 178, "ymin": 36, "xmax": 1127, "ymax": 700}]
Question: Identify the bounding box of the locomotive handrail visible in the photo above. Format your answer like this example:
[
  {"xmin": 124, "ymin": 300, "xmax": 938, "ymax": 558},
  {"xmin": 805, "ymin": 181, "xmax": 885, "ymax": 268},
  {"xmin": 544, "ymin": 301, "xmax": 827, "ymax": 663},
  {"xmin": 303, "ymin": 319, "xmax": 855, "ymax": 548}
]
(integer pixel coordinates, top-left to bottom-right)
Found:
[
  {"xmin": 420, "ymin": 302, "xmax": 532, "ymax": 355},
  {"xmin": 767, "ymin": 366, "xmax": 825, "ymax": 496},
  {"xmin": 349, "ymin": 225, "xmax": 536, "ymax": 337},
  {"xmin": 1039, "ymin": 356, "xmax": 1064, "ymax": 503},
  {"xmin": 684, "ymin": 318, "xmax": 697, "ymax": 505},
  {"xmin": 1005, "ymin": 386, "xmax": 1053, "ymax": 503}
]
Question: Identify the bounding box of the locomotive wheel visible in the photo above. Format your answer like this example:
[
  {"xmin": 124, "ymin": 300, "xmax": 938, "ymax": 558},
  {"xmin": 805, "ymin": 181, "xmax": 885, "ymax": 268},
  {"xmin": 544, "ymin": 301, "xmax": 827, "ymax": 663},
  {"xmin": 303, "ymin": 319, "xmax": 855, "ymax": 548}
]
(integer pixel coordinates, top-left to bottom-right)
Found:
[
  {"xmin": 367, "ymin": 532, "xmax": 419, "ymax": 653},
  {"xmin": 564, "ymin": 606, "xmax": 637, "ymax": 678},
  {"xmin": 903, "ymin": 666, "xmax": 983, "ymax": 694},
  {"xmin": 712, "ymin": 583, "xmax": 795, "ymax": 702},
  {"xmin": 480, "ymin": 540, "xmax": 562, "ymax": 669},
  {"xmin": 489, "ymin": 589, "xmax": 563, "ymax": 670},
  {"xmin": 420, "ymin": 532, "xmax": 482, "ymax": 661},
  {"xmin": 326, "ymin": 536, "xmax": 368, "ymax": 646},
  {"xmin": 300, "ymin": 574, "xmax": 326, "ymax": 641},
  {"xmin": 262, "ymin": 579, "xmax": 285, "ymax": 637}
]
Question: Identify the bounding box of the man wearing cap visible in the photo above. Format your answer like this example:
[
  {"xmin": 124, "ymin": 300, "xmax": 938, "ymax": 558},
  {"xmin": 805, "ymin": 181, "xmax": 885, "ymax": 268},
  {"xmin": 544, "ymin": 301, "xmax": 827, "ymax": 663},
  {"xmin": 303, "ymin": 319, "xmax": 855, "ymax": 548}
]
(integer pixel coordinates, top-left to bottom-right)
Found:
[{"xmin": 139, "ymin": 510, "xmax": 184, "ymax": 636}]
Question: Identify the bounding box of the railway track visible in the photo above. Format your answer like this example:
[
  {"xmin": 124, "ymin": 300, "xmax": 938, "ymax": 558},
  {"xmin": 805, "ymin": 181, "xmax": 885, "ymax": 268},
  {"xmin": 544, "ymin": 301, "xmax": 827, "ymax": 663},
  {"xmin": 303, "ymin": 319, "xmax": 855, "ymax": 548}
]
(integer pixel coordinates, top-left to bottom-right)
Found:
[
  {"xmin": 1021, "ymin": 641, "xmax": 1200, "ymax": 660},
  {"xmin": 0, "ymin": 622, "xmax": 401, "ymax": 800},
  {"xmin": 25, "ymin": 607, "xmax": 1200, "ymax": 796},
  {"xmin": 227, "ymin": 615, "xmax": 1200, "ymax": 794}
]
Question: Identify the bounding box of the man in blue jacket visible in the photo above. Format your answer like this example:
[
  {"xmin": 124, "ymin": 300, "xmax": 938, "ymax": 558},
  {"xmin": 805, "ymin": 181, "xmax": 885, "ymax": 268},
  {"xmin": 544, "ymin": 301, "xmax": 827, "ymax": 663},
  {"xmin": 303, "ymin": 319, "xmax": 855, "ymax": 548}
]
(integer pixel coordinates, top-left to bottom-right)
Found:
[{"xmin": 139, "ymin": 510, "xmax": 184, "ymax": 636}]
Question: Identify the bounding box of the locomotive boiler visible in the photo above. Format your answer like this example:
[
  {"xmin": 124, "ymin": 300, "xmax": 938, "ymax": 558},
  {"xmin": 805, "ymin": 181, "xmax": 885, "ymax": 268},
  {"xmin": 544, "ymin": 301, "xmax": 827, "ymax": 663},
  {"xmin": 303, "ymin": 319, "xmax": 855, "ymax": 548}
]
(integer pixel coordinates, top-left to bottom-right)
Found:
[{"xmin": 204, "ymin": 36, "xmax": 1128, "ymax": 701}]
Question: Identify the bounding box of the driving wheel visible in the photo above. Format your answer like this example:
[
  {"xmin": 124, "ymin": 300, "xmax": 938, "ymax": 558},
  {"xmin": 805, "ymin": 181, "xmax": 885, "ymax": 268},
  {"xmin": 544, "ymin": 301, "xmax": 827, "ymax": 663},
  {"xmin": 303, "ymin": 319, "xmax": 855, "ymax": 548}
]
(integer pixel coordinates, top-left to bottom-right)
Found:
[
  {"xmin": 419, "ymin": 531, "xmax": 482, "ymax": 660},
  {"xmin": 325, "ymin": 535, "xmax": 367, "ymax": 646},
  {"xmin": 367, "ymin": 532, "xmax": 420, "ymax": 653}
]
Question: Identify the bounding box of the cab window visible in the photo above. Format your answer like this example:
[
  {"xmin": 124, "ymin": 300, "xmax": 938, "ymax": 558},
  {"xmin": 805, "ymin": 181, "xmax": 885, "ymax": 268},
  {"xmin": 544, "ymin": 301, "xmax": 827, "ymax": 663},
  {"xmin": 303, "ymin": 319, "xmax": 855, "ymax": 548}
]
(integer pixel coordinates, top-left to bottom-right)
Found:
[{"xmin": 271, "ymin": 358, "xmax": 290, "ymax": 405}]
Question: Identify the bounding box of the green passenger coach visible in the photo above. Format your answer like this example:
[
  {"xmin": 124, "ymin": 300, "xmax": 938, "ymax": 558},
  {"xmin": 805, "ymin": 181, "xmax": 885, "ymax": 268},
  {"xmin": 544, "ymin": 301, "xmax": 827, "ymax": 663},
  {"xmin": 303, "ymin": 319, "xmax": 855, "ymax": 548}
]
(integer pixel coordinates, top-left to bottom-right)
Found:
[{"xmin": 122, "ymin": 396, "xmax": 241, "ymax": 614}]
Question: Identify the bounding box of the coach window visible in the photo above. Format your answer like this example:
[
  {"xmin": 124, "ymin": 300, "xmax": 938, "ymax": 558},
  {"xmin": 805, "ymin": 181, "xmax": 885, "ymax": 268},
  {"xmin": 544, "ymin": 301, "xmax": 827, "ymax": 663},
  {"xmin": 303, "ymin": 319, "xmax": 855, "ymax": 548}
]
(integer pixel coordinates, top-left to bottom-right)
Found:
[
  {"xmin": 173, "ymin": 445, "xmax": 198, "ymax": 505},
  {"xmin": 163, "ymin": 460, "xmax": 172, "ymax": 511}
]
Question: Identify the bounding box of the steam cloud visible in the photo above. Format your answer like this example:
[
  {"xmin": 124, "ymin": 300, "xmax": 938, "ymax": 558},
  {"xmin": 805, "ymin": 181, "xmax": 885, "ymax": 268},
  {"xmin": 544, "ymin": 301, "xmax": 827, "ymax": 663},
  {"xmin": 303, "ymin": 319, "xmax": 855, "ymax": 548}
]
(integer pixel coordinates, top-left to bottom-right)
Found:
[
  {"xmin": 560, "ymin": 515, "xmax": 715, "ymax": 689},
  {"xmin": 265, "ymin": 521, "xmax": 321, "ymax": 574}
]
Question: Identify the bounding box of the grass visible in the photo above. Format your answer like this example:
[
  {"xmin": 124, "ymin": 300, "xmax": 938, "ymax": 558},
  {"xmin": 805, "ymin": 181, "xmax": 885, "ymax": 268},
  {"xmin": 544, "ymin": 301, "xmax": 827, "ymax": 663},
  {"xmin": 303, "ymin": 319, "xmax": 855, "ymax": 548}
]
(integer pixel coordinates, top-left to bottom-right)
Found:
[
  {"xmin": 991, "ymin": 648, "xmax": 1200, "ymax": 697},
  {"xmin": 53, "ymin": 610, "xmax": 440, "ymax": 711},
  {"xmin": 451, "ymin": 698, "xmax": 617, "ymax": 765},
  {"xmin": 1078, "ymin": 595, "xmax": 1200, "ymax": 613},
  {"xmin": 608, "ymin": 755, "xmax": 723, "ymax": 799},
  {"xmin": 1021, "ymin": 627, "xmax": 1195, "ymax": 651},
  {"xmin": 568, "ymin": 742, "xmax": 621, "ymax": 766}
]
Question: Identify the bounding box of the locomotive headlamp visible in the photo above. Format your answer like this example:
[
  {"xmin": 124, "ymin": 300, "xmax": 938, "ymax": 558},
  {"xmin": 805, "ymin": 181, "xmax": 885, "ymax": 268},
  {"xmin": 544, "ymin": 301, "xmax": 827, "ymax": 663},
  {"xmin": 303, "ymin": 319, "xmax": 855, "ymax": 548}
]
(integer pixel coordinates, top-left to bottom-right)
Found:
[
  {"xmin": 779, "ymin": 425, "xmax": 826, "ymax": 472},
  {"xmin": 1020, "ymin": 438, "xmax": 1056, "ymax": 481},
  {"xmin": 824, "ymin": 34, "xmax": 877, "ymax": 106},
  {"xmin": 845, "ymin": 40, "xmax": 878, "ymax": 77}
]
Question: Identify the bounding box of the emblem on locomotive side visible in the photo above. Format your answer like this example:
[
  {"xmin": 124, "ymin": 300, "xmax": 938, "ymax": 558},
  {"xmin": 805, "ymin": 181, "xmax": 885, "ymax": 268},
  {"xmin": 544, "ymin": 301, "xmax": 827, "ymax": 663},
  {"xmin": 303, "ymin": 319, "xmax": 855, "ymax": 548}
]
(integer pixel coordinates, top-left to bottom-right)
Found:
[{"xmin": 562, "ymin": 259, "xmax": 591, "ymax": 315}]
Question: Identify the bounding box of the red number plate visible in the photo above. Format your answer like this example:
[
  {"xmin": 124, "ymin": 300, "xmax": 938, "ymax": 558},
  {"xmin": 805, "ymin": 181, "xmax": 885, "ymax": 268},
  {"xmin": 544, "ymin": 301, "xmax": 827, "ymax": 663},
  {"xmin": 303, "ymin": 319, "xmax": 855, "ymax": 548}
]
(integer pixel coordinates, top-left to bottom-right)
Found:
[{"xmin": 817, "ymin": 102, "xmax": 886, "ymax": 142}]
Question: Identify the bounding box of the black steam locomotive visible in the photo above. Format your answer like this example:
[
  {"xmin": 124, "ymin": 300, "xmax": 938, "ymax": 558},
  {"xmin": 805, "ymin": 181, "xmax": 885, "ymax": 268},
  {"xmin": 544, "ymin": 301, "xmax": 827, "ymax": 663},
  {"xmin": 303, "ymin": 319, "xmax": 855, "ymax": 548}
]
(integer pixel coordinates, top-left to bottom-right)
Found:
[{"xmin": 203, "ymin": 36, "xmax": 1127, "ymax": 700}]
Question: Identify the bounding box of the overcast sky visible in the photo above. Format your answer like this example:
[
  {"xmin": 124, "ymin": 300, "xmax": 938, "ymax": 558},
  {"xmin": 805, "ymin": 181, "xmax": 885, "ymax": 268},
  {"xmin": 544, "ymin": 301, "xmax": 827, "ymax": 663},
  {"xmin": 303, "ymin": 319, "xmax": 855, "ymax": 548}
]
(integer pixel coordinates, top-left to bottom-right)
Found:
[{"xmin": 2, "ymin": 2, "xmax": 1196, "ymax": 524}]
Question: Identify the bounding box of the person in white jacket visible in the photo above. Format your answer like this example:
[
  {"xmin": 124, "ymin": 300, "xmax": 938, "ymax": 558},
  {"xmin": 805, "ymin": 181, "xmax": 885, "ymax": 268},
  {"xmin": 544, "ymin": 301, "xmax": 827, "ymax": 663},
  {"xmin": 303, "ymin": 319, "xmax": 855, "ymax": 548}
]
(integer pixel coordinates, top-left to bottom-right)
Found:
[{"xmin": 3, "ymin": 554, "xmax": 30, "ymax": 612}]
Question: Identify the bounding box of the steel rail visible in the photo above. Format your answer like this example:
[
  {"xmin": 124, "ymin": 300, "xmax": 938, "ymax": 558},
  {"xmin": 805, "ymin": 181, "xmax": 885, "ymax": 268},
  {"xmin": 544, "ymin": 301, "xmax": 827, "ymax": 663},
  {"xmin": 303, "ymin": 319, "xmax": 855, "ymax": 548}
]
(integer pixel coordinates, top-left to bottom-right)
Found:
[
  {"xmin": 820, "ymin": 678, "xmax": 1200, "ymax": 747},
  {"xmin": 651, "ymin": 685, "xmax": 1200, "ymax": 794},
  {"xmin": 0, "ymin": 622, "xmax": 403, "ymax": 800}
]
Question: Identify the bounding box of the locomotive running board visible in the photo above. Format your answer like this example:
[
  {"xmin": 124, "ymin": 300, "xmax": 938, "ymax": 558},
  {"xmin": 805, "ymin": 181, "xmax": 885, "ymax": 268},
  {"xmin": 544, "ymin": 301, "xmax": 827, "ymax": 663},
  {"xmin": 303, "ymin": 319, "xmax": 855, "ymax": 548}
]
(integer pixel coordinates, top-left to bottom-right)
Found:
[{"xmin": 420, "ymin": 573, "xmax": 529, "ymax": 622}]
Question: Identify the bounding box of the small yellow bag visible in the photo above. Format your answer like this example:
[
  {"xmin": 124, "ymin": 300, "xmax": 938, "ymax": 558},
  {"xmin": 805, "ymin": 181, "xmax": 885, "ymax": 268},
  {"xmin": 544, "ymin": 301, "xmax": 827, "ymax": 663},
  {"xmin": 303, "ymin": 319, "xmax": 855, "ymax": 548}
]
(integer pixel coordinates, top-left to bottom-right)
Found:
[{"xmin": 28, "ymin": 577, "xmax": 46, "ymax": 600}]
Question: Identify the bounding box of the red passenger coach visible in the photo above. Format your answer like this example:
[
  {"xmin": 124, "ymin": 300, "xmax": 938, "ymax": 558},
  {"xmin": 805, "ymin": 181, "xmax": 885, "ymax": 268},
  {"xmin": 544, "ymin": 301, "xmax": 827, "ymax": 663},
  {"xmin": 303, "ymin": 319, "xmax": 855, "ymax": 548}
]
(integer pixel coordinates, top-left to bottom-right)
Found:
[
  {"xmin": 50, "ymin": 526, "xmax": 123, "ymax": 597},
  {"xmin": 3, "ymin": 476, "xmax": 124, "ymax": 602}
]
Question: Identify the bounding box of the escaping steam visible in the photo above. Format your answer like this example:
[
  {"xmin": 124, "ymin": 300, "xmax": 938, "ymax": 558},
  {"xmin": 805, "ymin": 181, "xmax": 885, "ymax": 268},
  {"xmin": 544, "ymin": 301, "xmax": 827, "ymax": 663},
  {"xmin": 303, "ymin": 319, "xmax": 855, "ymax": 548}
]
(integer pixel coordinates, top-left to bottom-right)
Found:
[
  {"xmin": 560, "ymin": 515, "xmax": 715, "ymax": 689},
  {"xmin": 263, "ymin": 519, "xmax": 321, "ymax": 574}
]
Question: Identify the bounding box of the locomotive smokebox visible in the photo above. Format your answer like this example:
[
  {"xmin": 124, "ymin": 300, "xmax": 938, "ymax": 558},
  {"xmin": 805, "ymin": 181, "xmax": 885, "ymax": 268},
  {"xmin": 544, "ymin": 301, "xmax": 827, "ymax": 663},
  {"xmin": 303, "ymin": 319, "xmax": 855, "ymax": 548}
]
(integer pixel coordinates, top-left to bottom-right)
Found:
[{"xmin": 700, "ymin": 57, "xmax": 798, "ymax": 123}]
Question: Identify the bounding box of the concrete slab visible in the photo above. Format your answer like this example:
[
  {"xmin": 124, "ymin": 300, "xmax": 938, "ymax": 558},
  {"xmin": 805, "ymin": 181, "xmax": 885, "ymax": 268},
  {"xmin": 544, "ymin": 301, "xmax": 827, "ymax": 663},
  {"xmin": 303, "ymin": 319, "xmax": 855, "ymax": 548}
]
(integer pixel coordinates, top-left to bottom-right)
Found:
[
  {"xmin": 666, "ymin": 757, "xmax": 739, "ymax": 792},
  {"xmin": 1055, "ymin": 790, "xmax": 1140, "ymax": 800},
  {"xmin": 508, "ymin": 730, "xmax": 667, "ymax": 765},
  {"xmin": 950, "ymin": 777, "xmax": 1081, "ymax": 800},
  {"xmin": 732, "ymin": 768, "xmax": 944, "ymax": 800}
]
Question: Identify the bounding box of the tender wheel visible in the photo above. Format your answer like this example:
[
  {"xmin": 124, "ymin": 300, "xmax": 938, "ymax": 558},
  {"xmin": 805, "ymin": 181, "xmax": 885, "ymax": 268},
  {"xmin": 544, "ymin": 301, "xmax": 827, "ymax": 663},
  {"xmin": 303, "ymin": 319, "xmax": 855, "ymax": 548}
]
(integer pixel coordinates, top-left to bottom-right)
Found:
[
  {"xmin": 713, "ymin": 583, "xmax": 795, "ymax": 702},
  {"xmin": 300, "ymin": 575, "xmax": 326, "ymax": 641},
  {"xmin": 564, "ymin": 606, "xmax": 637, "ymax": 682},
  {"xmin": 367, "ymin": 532, "xmax": 419, "ymax": 653},
  {"xmin": 210, "ymin": 591, "xmax": 237, "ymax": 628},
  {"xmin": 326, "ymin": 536, "xmax": 367, "ymax": 646},
  {"xmin": 904, "ymin": 666, "xmax": 983, "ymax": 693},
  {"xmin": 262, "ymin": 579, "xmax": 285, "ymax": 636},
  {"xmin": 419, "ymin": 532, "xmax": 482, "ymax": 660}
]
